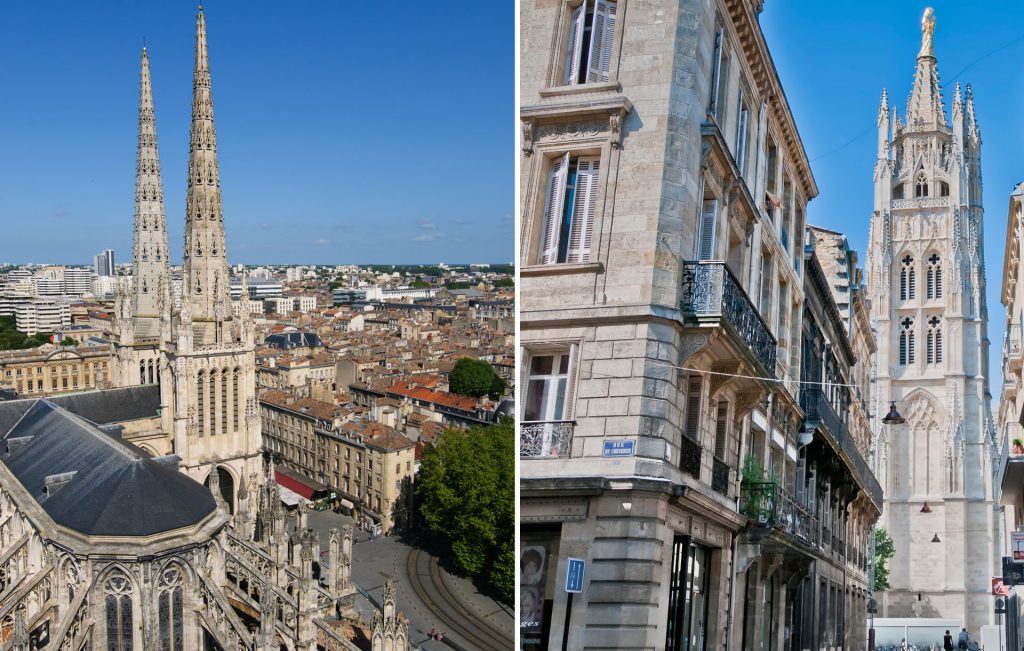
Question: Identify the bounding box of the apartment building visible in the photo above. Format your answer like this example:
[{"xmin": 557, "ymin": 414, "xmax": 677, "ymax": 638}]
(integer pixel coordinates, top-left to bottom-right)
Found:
[
  {"xmin": 15, "ymin": 300, "xmax": 71, "ymax": 335},
  {"xmin": 518, "ymin": 0, "xmax": 841, "ymax": 648},
  {"xmin": 0, "ymin": 342, "xmax": 113, "ymax": 396}
]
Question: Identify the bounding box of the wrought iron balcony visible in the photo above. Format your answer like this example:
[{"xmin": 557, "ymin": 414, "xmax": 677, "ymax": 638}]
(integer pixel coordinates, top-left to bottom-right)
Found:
[
  {"xmin": 680, "ymin": 435, "xmax": 702, "ymax": 479},
  {"xmin": 680, "ymin": 261, "xmax": 777, "ymax": 374},
  {"xmin": 520, "ymin": 421, "xmax": 574, "ymax": 459},
  {"xmin": 740, "ymin": 482, "xmax": 819, "ymax": 548},
  {"xmin": 712, "ymin": 458, "xmax": 730, "ymax": 496},
  {"xmin": 800, "ymin": 389, "xmax": 884, "ymax": 509}
]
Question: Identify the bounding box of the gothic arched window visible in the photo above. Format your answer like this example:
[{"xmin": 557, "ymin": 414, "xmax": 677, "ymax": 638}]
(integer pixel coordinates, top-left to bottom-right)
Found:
[
  {"xmin": 927, "ymin": 315, "xmax": 943, "ymax": 364},
  {"xmin": 899, "ymin": 317, "xmax": 915, "ymax": 365},
  {"xmin": 915, "ymin": 172, "xmax": 929, "ymax": 198},
  {"xmin": 209, "ymin": 369, "xmax": 218, "ymax": 436},
  {"xmin": 158, "ymin": 565, "xmax": 185, "ymax": 651},
  {"xmin": 197, "ymin": 371, "xmax": 205, "ymax": 435},
  {"xmin": 927, "ymin": 253, "xmax": 942, "ymax": 299},
  {"xmin": 900, "ymin": 255, "xmax": 916, "ymax": 301},
  {"xmin": 220, "ymin": 370, "xmax": 228, "ymax": 435},
  {"xmin": 232, "ymin": 368, "xmax": 240, "ymax": 432},
  {"xmin": 103, "ymin": 569, "xmax": 134, "ymax": 651}
]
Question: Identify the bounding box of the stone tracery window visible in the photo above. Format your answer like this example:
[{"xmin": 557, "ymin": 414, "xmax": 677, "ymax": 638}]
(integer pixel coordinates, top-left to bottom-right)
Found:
[
  {"xmin": 158, "ymin": 564, "xmax": 185, "ymax": 651},
  {"xmin": 103, "ymin": 569, "xmax": 134, "ymax": 651},
  {"xmin": 899, "ymin": 317, "xmax": 915, "ymax": 365},
  {"xmin": 927, "ymin": 253, "xmax": 942, "ymax": 299},
  {"xmin": 915, "ymin": 171, "xmax": 929, "ymax": 197},
  {"xmin": 927, "ymin": 315, "xmax": 943, "ymax": 364},
  {"xmin": 900, "ymin": 255, "xmax": 916, "ymax": 301}
]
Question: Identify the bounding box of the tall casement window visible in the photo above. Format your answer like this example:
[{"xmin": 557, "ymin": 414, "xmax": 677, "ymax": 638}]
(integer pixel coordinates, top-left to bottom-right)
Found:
[
  {"xmin": 915, "ymin": 171, "xmax": 929, "ymax": 197},
  {"xmin": 927, "ymin": 253, "xmax": 942, "ymax": 299},
  {"xmin": 899, "ymin": 255, "xmax": 915, "ymax": 301},
  {"xmin": 713, "ymin": 400, "xmax": 729, "ymax": 461},
  {"xmin": 524, "ymin": 353, "xmax": 570, "ymax": 423},
  {"xmin": 735, "ymin": 89, "xmax": 749, "ymax": 172},
  {"xmin": 564, "ymin": 0, "xmax": 617, "ymax": 85},
  {"xmin": 682, "ymin": 375, "xmax": 703, "ymax": 441},
  {"xmin": 103, "ymin": 570, "xmax": 134, "ymax": 651},
  {"xmin": 927, "ymin": 316, "xmax": 943, "ymax": 364},
  {"xmin": 899, "ymin": 317, "xmax": 915, "ymax": 365},
  {"xmin": 665, "ymin": 536, "xmax": 711, "ymax": 651},
  {"xmin": 157, "ymin": 565, "xmax": 185, "ymax": 651},
  {"xmin": 709, "ymin": 28, "xmax": 729, "ymax": 119},
  {"xmin": 539, "ymin": 154, "xmax": 599, "ymax": 264}
]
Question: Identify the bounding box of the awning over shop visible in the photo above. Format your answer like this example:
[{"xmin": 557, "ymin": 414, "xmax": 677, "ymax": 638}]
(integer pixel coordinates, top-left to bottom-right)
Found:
[
  {"xmin": 338, "ymin": 498, "xmax": 354, "ymax": 510},
  {"xmin": 277, "ymin": 485, "xmax": 309, "ymax": 508},
  {"xmin": 275, "ymin": 468, "xmax": 331, "ymax": 500}
]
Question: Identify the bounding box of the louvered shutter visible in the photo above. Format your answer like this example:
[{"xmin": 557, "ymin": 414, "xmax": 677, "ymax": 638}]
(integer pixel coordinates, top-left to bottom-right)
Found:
[
  {"xmin": 698, "ymin": 199, "xmax": 718, "ymax": 260},
  {"xmin": 735, "ymin": 90, "xmax": 747, "ymax": 170},
  {"xmin": 714, "ymin": 401, "xmax": 729, "ymax": 460},
  {"xmin": 566, "ymin": 157, "xmax": 600, "ymax": 263},
  {"xmin": 539, "ymin": 153, "xmax": 570, "ymax": 264},
  {"xmin": 794, "ymin": 458, "xmax": 806, "ymax": 505},
  {"xmin": 587, "ymin": 0, "xmax": 616, "ymax": 83},
  {"xmin": 709, "ymin": 29, "xmax": 724, "ymax": 115},
  {"xmin": 936, "ymin": 265, "xmax": 942, "ymax": 297},
  {"xmin": 684, "ymin": 375, "xmax": 702, "ymax": 440},
  {"xmin": 564, "ymin": 3, "xmax": 586, "ymax": 85}
]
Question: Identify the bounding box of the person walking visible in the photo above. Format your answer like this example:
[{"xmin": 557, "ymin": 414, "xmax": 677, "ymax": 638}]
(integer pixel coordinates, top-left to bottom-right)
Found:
[
  {"xmin": 943, "ymin": 629, "xmax": 954, "ymax": 651},
  {"xmin": 958, "ymin": 628, "xmax": 969, "ymax": 650}
]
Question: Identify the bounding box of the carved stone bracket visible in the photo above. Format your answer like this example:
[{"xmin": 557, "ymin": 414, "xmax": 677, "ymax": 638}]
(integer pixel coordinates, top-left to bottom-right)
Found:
[
  {"xmin": 521, "ymin": 119, "xmax": 534, "ymax": 157},
  {"xmin": 609, "ymin": 112, "xmax": 623, "ymax": 149},
  {"xmin": 679, "ymin": 333, "xmax": 711, "ymax": 367}
]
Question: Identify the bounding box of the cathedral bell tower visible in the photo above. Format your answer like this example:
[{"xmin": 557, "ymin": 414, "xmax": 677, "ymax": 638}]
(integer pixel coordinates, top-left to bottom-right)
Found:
[{"xmin": 866, "ymin": 7, "xmax": 997, "ymax": 631}]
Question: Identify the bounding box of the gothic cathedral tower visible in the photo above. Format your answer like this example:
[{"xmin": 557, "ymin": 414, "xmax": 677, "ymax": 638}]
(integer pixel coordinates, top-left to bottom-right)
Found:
[
  {"xmin": 112, "ymin": 48, "xmax": 172, "ymax": 389},
  {"xmin": 866, "ymin": 9, "xmax": 998, "ymax": 630},
  {"xmin": 164, "ymin": 7, "xmax": 261, "ymax": 519}
]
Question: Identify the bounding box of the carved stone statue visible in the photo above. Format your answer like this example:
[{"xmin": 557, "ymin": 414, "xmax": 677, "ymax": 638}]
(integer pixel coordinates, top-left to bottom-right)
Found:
[{"xmin": 919, "ymin": 7, "xmax": 935, "ymax": 57}]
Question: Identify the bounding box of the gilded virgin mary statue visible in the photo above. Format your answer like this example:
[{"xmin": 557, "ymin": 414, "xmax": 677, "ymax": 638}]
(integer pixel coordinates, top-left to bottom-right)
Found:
[{"xmin": 919, "ymin": 7, "xmax": 935, "ymax": 57}]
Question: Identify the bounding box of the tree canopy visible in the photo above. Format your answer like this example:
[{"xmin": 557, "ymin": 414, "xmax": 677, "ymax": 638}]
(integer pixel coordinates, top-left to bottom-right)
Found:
[
  {"xmin": 0, "ymin": 316, "xmax": 50, "ymax": 351},
  {"xmin": 450, "ymin": 358, "xmax": 506, "ymax": 400},
  {"xmin": 416, "ymin": 420, "xmax": 514, "ymax": 603},
  {"xmin": 873, "ymin": 525, "xmax": 895, "ymax": 592}
]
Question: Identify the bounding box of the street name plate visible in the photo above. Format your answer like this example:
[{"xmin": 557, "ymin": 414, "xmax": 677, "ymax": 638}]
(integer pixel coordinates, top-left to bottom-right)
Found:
[
  {"xmin": 602, "ymin": 439, "xmax": 635, "ymax": 458},
  {"xmin": 565, "ymin": 558, "xmax": 585, "ymax": 593}
]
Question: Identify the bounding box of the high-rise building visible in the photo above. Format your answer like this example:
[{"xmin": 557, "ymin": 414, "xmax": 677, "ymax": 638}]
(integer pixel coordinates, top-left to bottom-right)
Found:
[
  {"xmin": 63, "ymin": 268, "xmax": 93, "ymax": 296},
  {"xmin": 865, "ymin": 10, "xmax": 997, "ymax": 631},
  {"xmin": 93, "ymin": 248, "xmax": 115, "ymax": 276}
]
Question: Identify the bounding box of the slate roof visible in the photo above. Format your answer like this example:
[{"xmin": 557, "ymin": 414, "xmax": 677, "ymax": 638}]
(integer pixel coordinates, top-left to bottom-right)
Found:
[
  {"xmin": 1, "ymin": 399, "xmax": 215, "ymax": 537},
  {"xmin": 0, "ymin": 385, "xmax": 160, "ymax": 435}
]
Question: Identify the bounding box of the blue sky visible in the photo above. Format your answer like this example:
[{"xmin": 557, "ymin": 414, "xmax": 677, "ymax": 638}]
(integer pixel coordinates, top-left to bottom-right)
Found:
[
  {"xmin": 762, "ymin": 2, "xmax": 1024, "ymax": 394},
  {"xmin": 0, "ymin": 2, "xmax": 512, "ymax": 265}
]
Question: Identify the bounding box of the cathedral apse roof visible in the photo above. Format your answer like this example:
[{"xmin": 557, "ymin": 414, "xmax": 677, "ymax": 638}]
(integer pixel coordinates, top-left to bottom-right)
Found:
[{"xmin": 0, "ymin": 399, "xmax": 215, "ymax": 537}]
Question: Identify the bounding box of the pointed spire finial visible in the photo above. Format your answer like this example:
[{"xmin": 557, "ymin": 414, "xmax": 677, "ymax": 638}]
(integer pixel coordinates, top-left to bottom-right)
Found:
[{"xmin": 878, "ymin": 89, "xmax": 889, "ymax": 124}]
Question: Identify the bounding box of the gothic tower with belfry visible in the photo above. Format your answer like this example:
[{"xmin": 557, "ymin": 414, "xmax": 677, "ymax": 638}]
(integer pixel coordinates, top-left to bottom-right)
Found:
[{"xmin": 865, "ymin": 7, "xmax": 998, "ymax": 631}]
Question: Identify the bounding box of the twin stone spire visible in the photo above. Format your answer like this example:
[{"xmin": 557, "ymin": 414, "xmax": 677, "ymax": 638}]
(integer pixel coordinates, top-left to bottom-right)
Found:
[{"xmin": 130, "ymin": 7, "xmax": 236, "ymax": 347}]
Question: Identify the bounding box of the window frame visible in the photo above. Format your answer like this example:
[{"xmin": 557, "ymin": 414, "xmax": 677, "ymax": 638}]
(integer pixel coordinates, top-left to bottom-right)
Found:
[{"xmin": 548, "ymin": 0, "xmax": 624, "ymax": 91}]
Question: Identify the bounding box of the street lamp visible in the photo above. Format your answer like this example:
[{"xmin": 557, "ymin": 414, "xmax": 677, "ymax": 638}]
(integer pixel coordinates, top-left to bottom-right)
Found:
[
  {"xmin": 882, "ymin": 402, "xmax": 905, "ymax": 425},
  {"xmin": 870, "ymin": 399, "xmax": 905, "ymax": 651}
]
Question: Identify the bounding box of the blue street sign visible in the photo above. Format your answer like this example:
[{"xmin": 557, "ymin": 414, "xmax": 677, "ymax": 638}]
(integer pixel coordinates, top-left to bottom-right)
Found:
[
  {"xmin": 602, "ymin": 439, "xmax": 635, "ymax": 458},
  {"xmin": 565, "ymin": 558, "xmax": 585, "ymax": 593}
]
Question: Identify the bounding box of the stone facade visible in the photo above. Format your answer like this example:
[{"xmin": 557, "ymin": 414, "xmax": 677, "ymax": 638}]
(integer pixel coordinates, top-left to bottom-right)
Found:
[
  {"xmin": 0, "ymin": 343, "xmax": 113, "ymax": 397},
  {"xmin": 865, "ymin": 13, "xmax": 999, "ymax": 632}
]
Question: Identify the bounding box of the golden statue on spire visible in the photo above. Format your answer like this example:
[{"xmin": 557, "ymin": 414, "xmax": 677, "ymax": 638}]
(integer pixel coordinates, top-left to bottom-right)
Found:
[{"xmin": 919, "ymin": 7, "xmax": 935, "ymax": 57}]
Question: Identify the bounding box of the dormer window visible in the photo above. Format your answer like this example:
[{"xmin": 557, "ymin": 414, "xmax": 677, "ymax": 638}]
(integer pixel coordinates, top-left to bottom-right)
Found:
[{"xmin": 915, "ymin": 172, "xmax": 929, "ymax": 198}]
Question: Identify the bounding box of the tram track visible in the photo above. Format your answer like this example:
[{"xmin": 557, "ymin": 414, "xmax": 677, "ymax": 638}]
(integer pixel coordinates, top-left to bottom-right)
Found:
[{"xmin": 405, "ymin": 547, "xmax": 513, "ymax": 651}]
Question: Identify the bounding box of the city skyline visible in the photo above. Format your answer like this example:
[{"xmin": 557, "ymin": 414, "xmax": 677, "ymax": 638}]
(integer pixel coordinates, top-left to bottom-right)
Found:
[{"xmin": 0, "ymin": 2, "xmax": 512, "ymax": 265}]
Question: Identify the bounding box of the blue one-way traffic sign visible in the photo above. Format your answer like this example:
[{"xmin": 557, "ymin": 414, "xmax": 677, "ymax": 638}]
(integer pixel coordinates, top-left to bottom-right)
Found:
[{"xmin": 565, "ymin": 558, "xmax": 585, "ymax": 593}]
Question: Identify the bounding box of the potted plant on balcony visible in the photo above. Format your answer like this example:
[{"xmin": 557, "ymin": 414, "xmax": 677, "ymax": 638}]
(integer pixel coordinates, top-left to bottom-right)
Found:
[
  {"xmin": 1013, "ymin": 438, "xmax": 1024, "ymax": 455},
  {"xmin": 740, "ymin": 456, "xmax": 775, "ymax": 527}
]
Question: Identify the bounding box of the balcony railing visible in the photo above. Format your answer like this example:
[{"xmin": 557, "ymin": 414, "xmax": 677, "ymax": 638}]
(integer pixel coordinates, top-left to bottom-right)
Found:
[
  {"xmin": 680, "ymin": 435, "xmax": 702, "ymax": 479},
  {"xmin": 520, "ymin": 421, "xmax": 574, "ymax": 459},
  {"xmin": 712, "ymin": 458, "xmax": 729, "ymax": 496},
  {"xmin": 1007, "ymin": 323, "xmax": 1023, "ymax": 372},
  {"xmin": 740, "ymin": 482, "xmax": 819, "ymax": 548},
  {"xmin": 801, "ymin": 389, "xmax": 884, "ymax": 509},
  {"xmin": 680, "ymin": 261, "xmax": 777, "ymax": 373}
]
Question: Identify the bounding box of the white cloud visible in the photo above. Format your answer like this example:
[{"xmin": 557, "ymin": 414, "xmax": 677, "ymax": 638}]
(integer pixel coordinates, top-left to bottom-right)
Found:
[
  {"xmin": 414, "ymin": 234, "xmax": 441, "ymax": 242},
  {"xmin": 416, "ymin": 219, "xmax": 437, "ymax": 230},
  {"xmin": 315, "ymin": 238, "xmax": 330, "ymax": 245}
]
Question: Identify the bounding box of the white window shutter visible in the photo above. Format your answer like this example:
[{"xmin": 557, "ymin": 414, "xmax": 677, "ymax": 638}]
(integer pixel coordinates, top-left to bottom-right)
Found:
[
  {"xmin": 539, "ymin": 153, "xmax": 570, "ymax": 264},
  {"xmin": 565, "ymin": 3, "xmax": 586, "ymax": 85},
  {"xmin": 698, "ymin": 199, "xmax": 718, "ymax": 260},
  {"xmin": 587, "ymin": 0, "xmax": 616, "ymax": 83},
  {"xmin": 566, "ymin": 157, "xmax": 600, "ymax": 263},
  {"xmin": 709, "ymin": 28, "xmax": 724, "ymax": 115}
]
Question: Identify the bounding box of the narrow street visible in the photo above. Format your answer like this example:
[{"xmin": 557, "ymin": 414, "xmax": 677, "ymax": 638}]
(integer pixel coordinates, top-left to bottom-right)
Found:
[{"xmin": 306, "ymin": 509, "xmax": 514, "ymax": 651}]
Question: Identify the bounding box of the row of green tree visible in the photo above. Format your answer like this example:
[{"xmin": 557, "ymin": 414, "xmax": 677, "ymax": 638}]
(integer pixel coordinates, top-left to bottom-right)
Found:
[
  {"xmin": 416, "ymin": 419, "xmax": 514, "ymax": 603},
  {"xmin": 0, "ymin": 316, "xmax": 51, "ymax": 350}
]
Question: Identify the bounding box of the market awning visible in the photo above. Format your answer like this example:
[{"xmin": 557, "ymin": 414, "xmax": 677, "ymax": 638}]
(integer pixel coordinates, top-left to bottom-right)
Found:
[
  {"xmin": 277, "ymin": 485, "xmax": 308, "ymax": 508},
  {"xmin": 338, "ymin": 498, "xmax": 354, "ymax": 510},
  {"xmin": 275, "ymin": 468, "xmax": 331, "ymax": 500}
]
